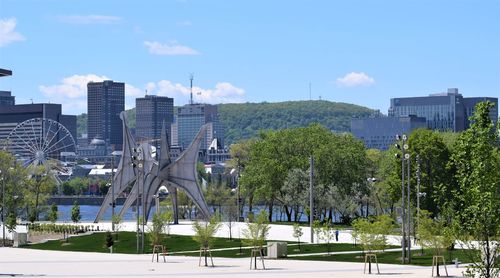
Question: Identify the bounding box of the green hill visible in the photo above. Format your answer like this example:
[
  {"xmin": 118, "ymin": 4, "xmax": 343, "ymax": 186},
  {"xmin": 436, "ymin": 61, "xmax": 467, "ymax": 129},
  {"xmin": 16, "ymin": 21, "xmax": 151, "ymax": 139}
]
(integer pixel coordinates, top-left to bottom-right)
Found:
[{"xmin": 77, "ymin": 100, "xmax": 375, "ymax": 144}]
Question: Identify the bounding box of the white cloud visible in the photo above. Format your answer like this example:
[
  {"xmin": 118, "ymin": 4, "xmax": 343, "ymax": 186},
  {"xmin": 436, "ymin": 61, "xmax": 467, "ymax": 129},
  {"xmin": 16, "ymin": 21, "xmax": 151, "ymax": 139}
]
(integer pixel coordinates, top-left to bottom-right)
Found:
[
  {"xmin": 0, "ymin": 18, "xmax": 26, "ymax": 47},
  {"xmin": 144, "ymin": 41, "xmax": 200, "ymax": 56},
  {"xmin": 40, "ymin": 74, "xmax": 110, "ymax": 99},
  {"xmin": 39, "ymin": 74, "xmax": 244, "ymax": 114},
  {"xmin": 335, "ymin": 72, "xmax": 375, "ymax": 87},
  {"xmin": 57, "ymin": 15, "xmax": 122, "ymax": 24}
]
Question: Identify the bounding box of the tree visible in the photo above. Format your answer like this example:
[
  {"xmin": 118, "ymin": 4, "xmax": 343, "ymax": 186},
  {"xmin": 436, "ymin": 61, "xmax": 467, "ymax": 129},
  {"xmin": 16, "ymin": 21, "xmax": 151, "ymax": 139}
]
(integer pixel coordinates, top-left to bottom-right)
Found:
[
  {"xmin": 105, "ymin": 231, "xmax": 114, "ymax": 253},
  {"xmin": 409, "ymin": 129, "xmax": 453, "ymax": 216},
  {"xmin": 192, "ymin": 213, "xmax": 221, "ymax": 266},
  {"xmin": 242, "ymin": 210, "xmax": 270, "ymax": 249},
  {"xmin": 71, "ymin": 201, "xmax": 81, "ymax": 223},
  {"xmin": 48, "ymin": 203, "xmax": 58, "ymax": 223},
  {"xmin": 25, "ymin": 165, "xmax": 56, "ymax": 222},
  {"xmin": 312, "ymin": 219, "xmax": 322, "ymax": 244},
  {"xmin": 321, "ymin": 220, "xmax": 335, "ymax": 254},
  {"xmin": 111, "ymin": 214, "xmax": 123, "ymax": 240},
  {"xmin": 417, "ymin": 210, "xmax": 453, "ymax": 256},
  {"xmin": 446, "ymin": 101, "xmax": 499, "ymax": 278},
  {"xmin": 352, "ymin": 214, "xmax": 393, "ymax": 253},
  {"xmin": 292, "ymin": 223, "xmax": 303, "ymax": 251},
  {"xmin": 0, "ymin": 150, "xmax": 29, "ymax": 228},
  {"xmin": 148, "ymin": 211, "xmax": 170, "ymax": 247}
]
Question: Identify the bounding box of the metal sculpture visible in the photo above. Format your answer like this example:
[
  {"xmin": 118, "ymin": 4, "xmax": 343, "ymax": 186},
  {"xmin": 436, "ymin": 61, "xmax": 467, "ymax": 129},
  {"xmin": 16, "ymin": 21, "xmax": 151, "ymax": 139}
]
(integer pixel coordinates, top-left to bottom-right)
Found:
[{"xmin": 94, "ymin": 111, "xmax": 211, "ymax": 224}]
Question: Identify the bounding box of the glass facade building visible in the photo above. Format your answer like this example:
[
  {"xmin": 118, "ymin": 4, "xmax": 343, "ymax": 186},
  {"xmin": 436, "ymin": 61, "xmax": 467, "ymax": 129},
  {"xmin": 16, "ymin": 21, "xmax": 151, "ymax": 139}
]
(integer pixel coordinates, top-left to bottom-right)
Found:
[
  {"xmin": 351, "ymin": 115, "xmax": 427, "ymax": 150},
  {"xmin": 177, "ymin": 104, "xmax": 224, "ymax": 150},
  {"xmin": 135, "ymin": 95, "xmax": 174, "ymax": 143},
  {"xmin": 389, "ymin": 88, "xmax": 498, "ymax": 132},
  {"xmin": 87, "ymin": 80, "xmax": 124, "ymax": 150}
]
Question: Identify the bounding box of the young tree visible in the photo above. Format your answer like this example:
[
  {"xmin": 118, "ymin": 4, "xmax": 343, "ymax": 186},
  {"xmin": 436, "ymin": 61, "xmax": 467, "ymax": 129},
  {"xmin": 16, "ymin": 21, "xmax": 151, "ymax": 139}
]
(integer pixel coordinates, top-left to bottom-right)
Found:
[
  {"xmin": 111, "ymin": 214, "xmax": 123, "ymax": 240},
  {"xmin": 312, "ymin": 219, "xmax": 322, "ymax": 243},
  {"xmin": 148, "ymin": 211, "xmax": 169, "ymax": 247},
  {"xmin": 321, "ymin": 220, "xmax": 336, "ymax": 254},
  {"xmin": 352, "ymin": 214, "xmax": 393, "ymax": 253},
  {"xmin": 242, "ymin": 210, "xmax": 270, "ymax": 249},
  {"xmin": 417, "ymin": 210, "xmax": 453, "ymax": 256},
  {"xmin": 71, "ymin": 201, "xmax": 81, "ymax": 223},
  {"xmin": 292, "ymin": 223, "xmax": 303, "ymax": 251},
  {"xmin": 48, "ymin": 203, "xmax": 58, "ymax": 223},
  {"xmin": 192, "ymin": 213, "xmax": 221, "ymax": 266},
  {"xmin": 105, "ymin": 231, "xmax": 114, "ymax": 253},
  {"xmin": 446, "ymin": 101, "xmax": 499, "ymax": 278}
]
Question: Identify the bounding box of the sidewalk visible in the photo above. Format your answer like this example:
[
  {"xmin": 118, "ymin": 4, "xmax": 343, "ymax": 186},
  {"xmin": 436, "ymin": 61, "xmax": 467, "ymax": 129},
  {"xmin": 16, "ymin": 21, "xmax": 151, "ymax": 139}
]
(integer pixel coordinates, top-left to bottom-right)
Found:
[{"xmin": 0, "ymin": 248, "xmax": 466, "ymax": 278}]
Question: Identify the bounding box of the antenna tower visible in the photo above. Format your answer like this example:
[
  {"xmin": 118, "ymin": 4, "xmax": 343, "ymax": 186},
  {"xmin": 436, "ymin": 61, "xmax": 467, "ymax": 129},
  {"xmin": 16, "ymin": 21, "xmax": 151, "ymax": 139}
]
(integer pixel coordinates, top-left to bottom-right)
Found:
[{"xmin": 190, "ymin": 73, "xmax": 194, "ymax": 105}]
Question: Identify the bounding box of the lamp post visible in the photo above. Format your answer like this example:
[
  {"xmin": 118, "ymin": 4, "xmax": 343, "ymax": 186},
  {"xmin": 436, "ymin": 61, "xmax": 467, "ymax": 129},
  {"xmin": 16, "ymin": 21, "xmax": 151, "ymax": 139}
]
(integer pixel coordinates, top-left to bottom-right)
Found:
[
  {"xmin": 1, "ymin": 169, "xmax": 5, "ymax": 247},
  {"xmin": 309, "ymin": 156, "xmax": 314, "ymax": 243},
  {"xmin": 110, "ymin": 155, "xmax": 115, "ymax": 232},
  {"xmin": 395, "ymin": 134, "xmax": 411, "ymax": 263}
]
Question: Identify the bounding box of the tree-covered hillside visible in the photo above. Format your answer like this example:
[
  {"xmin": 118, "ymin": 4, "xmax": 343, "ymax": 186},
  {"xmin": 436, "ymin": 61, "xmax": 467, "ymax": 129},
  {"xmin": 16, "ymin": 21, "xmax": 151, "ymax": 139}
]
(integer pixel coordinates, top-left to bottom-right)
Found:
[
  {"xmin": 77, "ymin": 100, "xmax": 375, "ymax": 144},
  {"xmin": 220, "ymin": 100, "xmax": 374, "ymax": 144}
]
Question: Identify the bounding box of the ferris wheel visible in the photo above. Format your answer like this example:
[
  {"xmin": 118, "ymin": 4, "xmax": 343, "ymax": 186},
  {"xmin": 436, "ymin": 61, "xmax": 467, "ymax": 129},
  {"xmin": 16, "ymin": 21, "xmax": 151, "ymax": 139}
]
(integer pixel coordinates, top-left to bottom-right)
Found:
[{"xmin": 6, "ymin": 118, "xmax": 77, "ymax": 168}]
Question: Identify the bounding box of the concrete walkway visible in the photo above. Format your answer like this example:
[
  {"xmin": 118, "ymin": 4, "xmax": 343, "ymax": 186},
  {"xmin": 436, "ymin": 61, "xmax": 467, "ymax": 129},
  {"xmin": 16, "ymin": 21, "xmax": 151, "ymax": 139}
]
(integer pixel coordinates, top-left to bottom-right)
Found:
[{"xmin": 0, "ymin": 248, "xmax": 465, "ymax": 278}]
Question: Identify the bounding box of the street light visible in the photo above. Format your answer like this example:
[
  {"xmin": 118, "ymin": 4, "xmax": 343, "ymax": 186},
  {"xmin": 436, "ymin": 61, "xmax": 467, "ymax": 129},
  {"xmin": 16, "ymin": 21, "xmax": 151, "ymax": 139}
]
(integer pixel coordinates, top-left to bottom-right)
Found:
[
  {"xmin": 395, "ymin": 134, "xmax": 411, "ymax": 263},
  {"xmin": 0, "ymin": 169, "xmax": 5, "ymax": 247}
]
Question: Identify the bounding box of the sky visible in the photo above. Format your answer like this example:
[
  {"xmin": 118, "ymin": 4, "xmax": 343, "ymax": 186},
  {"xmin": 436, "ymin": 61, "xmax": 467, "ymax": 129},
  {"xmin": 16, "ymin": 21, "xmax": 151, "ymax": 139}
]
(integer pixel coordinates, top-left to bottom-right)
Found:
[{"xmin": 0, "ymin": 0, "xmax": 499, "ymax": 115}]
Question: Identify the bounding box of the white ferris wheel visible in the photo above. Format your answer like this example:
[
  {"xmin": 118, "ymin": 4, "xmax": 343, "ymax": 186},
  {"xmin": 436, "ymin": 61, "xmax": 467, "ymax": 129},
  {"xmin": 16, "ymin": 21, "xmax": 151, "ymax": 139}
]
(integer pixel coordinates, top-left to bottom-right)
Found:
[{"xmin": 6, "ymin": 118, "xmax": 77, "ymax": 170}]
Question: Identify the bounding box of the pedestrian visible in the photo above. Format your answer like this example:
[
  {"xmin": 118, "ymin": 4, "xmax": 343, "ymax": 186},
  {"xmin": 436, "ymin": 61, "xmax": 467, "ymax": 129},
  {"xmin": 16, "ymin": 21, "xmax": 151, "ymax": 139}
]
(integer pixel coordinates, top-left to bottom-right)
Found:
[{"xmin": 335, "ymin": 229, "xmax": 339, "ymax": 242}]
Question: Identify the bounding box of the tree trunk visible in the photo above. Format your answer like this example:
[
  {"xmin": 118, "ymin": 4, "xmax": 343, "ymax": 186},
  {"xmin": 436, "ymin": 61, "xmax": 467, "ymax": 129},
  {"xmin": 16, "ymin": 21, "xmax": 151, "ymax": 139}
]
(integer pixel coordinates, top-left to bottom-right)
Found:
[
  {"xmin": 284, "ymin": 206, "xmax": 292, "ymax": 222},
  {"xmin": 268, "ymin": 200, "xmax": 274, "ymax": 222}
]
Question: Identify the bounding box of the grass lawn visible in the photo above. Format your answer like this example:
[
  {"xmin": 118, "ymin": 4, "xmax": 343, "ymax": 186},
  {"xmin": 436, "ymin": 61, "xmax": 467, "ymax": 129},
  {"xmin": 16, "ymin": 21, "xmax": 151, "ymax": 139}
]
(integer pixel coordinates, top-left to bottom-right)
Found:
[
  {"xmin": 289, "ymin": 248, "xmax": 476, "ymax": 266},
  {"xmin": 23, "ymin": 232, "xmax": 245, "ymax": 254}
]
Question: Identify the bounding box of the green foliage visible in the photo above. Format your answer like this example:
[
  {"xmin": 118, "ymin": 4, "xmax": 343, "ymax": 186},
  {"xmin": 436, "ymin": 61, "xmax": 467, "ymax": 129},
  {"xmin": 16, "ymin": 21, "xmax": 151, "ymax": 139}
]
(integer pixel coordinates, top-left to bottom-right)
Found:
[
  {"xmin": 417, "ymin": 210, "xmax": 453, "ymax": 256},
  {"xmin": 409, "ymin": 129, "xmax": 453, "ymax": 216},
  {"xmin": 446, "ymin": 101, "xmax": 499, "ymax": 278},
  {"xmin": 48, "ymin": 203, "xmax": 58, "ymax": 223},
  {"xmin": 292, "ymin": 223, "xmax": 303, "ymax": 243},
  {"xmin": 105, "ymin": 231, "xmax": 114, "ymax": 248},
  {"xmin": 77, "ymin": 101, "xmax": 374, "ymax": 144},
  {"xmin": 352, "ymin": 214, "xmax": 393, "ymax": 253},
  {"xmin": 220, "ymin": 100, "xmax": 374, "ymax": 144},
  {"xmin": 242, "ymin": 210, "xmax": 270, "ymax": 248},
  {"xmin": 192, "ymin": 213, "xmax": 222, "ymax": 249},
  {"xmin": 312, "ymin": 219, "xmax": 322, "ymax": 243},
  {"xmin": 76, "ymin": 113, "xmax": 87, "ymax": 138},
  {"xmin": 71, "ymin": 201, "xmax": 81, "ymax": 223},
  {"xmin": 148, "ymin": 211, "xmax": 171, "ymax": 246}
]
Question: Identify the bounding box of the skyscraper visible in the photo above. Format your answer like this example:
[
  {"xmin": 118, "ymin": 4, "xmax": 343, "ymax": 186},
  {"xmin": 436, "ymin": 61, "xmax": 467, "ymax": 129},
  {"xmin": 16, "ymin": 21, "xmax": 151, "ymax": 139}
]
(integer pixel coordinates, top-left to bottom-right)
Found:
[
  {"xmin": 87, "ymin": 80, "xmax": 124, "ymax": 150},
  {"xmin": 135, "ymin": 95, "xmax": 174, "ymax": 143},
  {"xmin": 177, "ymin": 103, "xmax": 224, "ymax": 150},
  {"xmin": 0, "ymin": 68, "xmax": 14, "ymax": 106}
]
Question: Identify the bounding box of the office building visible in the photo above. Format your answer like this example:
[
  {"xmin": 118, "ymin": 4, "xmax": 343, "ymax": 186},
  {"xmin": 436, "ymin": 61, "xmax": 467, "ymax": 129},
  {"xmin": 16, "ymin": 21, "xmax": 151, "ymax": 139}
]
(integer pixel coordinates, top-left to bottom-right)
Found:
[
  {"xmin": 0, "ymin": 91, "xmax": 14, "ymax": 106},
  {"xmin": 177, "ymin": 104, "xmax": 224, "ymax": 151},
  {"xmin": 351, "ymin": 115, "xmax": 427, "ymax": 150},
  {"xmin": 87, "ymin": 80, "xmax": 124, "ymax": 150},
  {"xmin": 135, "ymin": 95, "xmax": 174, "ymax": 143},
  {"xmin": 0, "ymin": 69, "xmax": 14, "ymax": 105},
  {"xmin": 389, "ymin": 88, "xmax": 498, "ymax": 132}
]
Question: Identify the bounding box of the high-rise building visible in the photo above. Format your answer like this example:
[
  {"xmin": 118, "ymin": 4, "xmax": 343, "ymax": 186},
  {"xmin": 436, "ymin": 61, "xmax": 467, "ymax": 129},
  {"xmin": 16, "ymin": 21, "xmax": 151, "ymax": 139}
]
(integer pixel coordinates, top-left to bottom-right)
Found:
[
  {"xmin": 87, "ymin": 80, "xmax": 125, "ymax": 150},
  {"xmin": 388, "ymin": 88, "xmax": 498, "ymax": 132},
  {"xmin": 135, "ymin": 95, "xmax": 174, "ymax": 143},
  {"xmin": 351, "ymin": 115, "xmax": 427, "ymax": 150},
  {"xmin": 177, "ymin": 104, "xmax": 224, "ymax": 150}
]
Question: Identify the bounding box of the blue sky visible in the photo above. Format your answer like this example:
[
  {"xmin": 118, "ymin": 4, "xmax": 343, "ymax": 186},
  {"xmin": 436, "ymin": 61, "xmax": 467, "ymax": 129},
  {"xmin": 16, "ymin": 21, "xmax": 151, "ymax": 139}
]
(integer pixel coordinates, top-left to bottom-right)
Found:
[{"xmin": 1, "ymin": 0, "xmax": 499, "ymax": 115}]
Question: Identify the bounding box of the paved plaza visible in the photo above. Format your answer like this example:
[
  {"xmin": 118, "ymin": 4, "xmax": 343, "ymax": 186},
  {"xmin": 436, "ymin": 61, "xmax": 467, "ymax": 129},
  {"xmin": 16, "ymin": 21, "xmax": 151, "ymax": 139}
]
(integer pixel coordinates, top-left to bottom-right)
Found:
[
  {"xmin": 0, "ymin": 248, "xmax": 466, "ymax": 278},
  {"xmin": 0, "ymin": 221, "xmax": 468, "ymax": 277}
]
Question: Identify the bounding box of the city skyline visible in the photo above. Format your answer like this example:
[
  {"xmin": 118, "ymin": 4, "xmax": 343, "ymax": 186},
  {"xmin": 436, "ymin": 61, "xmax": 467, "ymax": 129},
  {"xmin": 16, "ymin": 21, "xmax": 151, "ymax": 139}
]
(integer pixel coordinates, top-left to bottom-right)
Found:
[{"xmin": 1, "ymin": 0, "xmax": 499, "ymax": 115}]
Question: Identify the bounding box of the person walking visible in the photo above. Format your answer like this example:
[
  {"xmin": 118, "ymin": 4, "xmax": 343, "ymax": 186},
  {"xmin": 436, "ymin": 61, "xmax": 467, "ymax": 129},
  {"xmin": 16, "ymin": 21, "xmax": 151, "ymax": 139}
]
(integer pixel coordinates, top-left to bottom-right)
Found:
[{"xmin": 335, "ymin": 229, "xmax": 339, "ymax": 242}]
